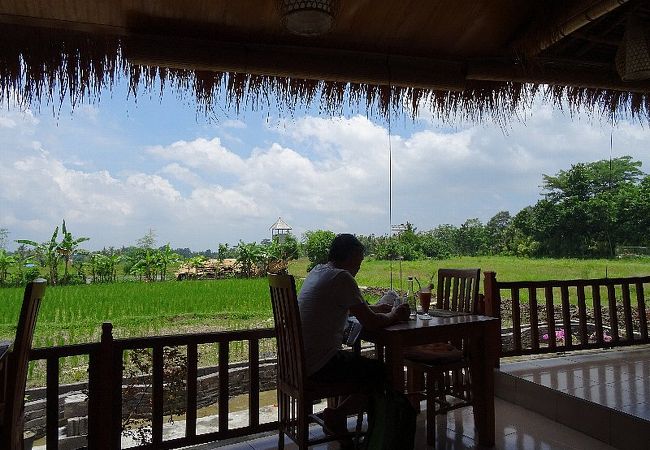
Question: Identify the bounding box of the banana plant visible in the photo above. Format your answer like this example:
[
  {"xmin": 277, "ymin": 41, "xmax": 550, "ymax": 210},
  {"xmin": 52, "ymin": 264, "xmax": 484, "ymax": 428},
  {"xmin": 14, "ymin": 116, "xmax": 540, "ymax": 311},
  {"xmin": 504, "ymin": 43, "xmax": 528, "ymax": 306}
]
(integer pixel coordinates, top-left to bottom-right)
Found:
[
  {"xmin": 58, "ymin": 220, "xmax": 90, "ymax": 284},
  {"xmin": 16, "ymin": 225, "xmax": 60, "ymax": 285},
  {"xmin": 235, "ymin": 241, "xmax": 263, "ymax": 278},
  {"xmin": 157, "ymin": 244, "xmax": 181, "ymax": 281},
  {"xmin": 0, "ymin": 249, "xmax": 15, "ymax": 284}
]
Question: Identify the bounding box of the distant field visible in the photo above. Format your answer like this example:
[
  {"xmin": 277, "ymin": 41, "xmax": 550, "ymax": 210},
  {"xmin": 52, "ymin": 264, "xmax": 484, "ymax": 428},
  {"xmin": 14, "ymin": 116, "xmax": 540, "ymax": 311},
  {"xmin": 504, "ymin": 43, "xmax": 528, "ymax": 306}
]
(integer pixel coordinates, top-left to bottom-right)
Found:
[
  {"xmin": 1, "ymin": 256, "xmax": 649, "ymax": 348},
  {"xmin": 1, "ymin": 256, "xmax": 649, "ymax": 385}
]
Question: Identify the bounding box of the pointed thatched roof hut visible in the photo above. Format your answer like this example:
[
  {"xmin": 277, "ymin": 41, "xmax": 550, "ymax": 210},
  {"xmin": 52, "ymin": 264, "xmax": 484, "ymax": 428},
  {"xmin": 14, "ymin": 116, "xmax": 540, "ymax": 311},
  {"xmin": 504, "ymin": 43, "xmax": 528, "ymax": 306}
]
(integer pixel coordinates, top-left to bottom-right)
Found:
[{"xmin": 0, "ymin": 1, "xmax": 649, "ymax": 121}]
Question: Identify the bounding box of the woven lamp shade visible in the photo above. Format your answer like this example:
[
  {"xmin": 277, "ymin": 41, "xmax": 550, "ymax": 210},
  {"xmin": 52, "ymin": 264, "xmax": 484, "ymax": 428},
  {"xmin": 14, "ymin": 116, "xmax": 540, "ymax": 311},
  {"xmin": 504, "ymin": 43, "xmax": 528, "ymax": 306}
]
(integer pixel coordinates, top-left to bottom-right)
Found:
[
  {"xmin": 280, "ymin": 0, "xmax": 339, "ymax": 36},
  {"xmin": 616, "ymin": 16, "xmax": 650, "ymax": 81}
]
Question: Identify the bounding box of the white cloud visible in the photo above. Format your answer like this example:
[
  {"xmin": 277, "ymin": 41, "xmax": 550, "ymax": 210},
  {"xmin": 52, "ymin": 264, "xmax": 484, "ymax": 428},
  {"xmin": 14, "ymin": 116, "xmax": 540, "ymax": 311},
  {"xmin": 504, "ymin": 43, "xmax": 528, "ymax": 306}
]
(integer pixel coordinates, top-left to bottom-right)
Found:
[
  {"xmin": 2, "ymin": 96, "xmax": 649, "ymax": 250},
  {"xmin": 146, "ymin": 137, "xmax": 247, "ymax": 174}
]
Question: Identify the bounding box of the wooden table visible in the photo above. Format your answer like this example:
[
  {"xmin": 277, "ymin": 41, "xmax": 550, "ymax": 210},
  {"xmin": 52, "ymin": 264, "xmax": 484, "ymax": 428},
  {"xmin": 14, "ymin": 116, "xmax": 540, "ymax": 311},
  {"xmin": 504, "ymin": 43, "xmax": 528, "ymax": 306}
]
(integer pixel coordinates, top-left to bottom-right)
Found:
[{"xmin": 362, "ymin": 313, "xmax": 500, "ymax": 447}]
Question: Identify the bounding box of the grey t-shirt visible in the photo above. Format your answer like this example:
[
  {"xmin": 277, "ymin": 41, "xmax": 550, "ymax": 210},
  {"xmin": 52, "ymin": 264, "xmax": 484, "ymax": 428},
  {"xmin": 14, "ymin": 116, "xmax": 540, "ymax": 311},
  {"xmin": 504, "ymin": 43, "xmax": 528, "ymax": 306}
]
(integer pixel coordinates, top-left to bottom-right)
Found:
[{"xmin": 297, "ymin": 263, "xmax": 365, "ymax": 376}]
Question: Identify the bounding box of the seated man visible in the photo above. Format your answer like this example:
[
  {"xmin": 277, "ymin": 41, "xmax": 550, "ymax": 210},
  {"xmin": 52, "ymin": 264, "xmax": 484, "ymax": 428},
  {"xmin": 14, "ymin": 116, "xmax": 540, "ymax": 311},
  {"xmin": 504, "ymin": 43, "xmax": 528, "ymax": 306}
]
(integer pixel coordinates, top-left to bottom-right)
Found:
[{"xmin": 298, "ymin": 233, "xmax": 410, "ymax": 434}]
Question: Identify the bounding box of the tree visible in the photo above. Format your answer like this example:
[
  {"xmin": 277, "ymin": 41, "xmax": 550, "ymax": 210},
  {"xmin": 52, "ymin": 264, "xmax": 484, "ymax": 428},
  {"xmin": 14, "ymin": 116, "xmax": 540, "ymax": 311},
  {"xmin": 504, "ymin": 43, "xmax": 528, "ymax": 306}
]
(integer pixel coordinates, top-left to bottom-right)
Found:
[
  {"xmin": 0, "ymin": 228, "xmax": 8, "ymax": 250},
  {"xmin": 485, "ymin": 211, "xmax": 513, "ymax": 255},
  {"xmin": 526, "ymin": 156, "xmax": 647, "ymax": 257},
  {"xmin": 456, "ymin": 218, "xmax": 487, "ymax": 256},
  {"xmin": 542, "ymin": 156, "xmax": 643, "ymax": 202},
  {"xmin": 137, "ymin": 228, "xmax": 157, "ymax": 249},
  {"xmin": 303, "ymin": 230, "xmax": 336, "ymax": 271}
]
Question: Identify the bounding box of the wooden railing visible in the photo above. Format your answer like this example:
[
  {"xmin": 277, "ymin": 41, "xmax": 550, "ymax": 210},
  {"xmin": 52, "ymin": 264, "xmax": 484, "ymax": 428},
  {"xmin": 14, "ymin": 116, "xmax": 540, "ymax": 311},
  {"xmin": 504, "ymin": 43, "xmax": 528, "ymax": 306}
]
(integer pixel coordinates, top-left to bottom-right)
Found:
[
  {"xmin": 484, "ymin": 271, "xmax": 650, "ymax": 357},
  {"xmin": 28, "ymin": 323, "xmax": 277, "ymax": 450}
]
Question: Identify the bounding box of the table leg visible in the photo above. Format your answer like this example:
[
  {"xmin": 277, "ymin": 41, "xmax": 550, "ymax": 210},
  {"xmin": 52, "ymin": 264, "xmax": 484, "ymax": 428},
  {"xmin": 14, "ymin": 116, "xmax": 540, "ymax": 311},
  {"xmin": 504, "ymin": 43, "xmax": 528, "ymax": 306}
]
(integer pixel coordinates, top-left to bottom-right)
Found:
[
  {"xmin": 384, "ymin": 342, "xmax": 405, "ymax": 392},
  {"xmin": 470, "ymin": 322, "xmax": 498, "ymax": 447}
]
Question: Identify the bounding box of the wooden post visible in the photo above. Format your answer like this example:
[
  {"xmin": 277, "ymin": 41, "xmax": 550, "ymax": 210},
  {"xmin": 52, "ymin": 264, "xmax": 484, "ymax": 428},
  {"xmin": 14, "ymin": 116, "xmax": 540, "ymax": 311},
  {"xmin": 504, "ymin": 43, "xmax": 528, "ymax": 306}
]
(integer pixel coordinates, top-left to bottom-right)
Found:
[
  {"xmin": 88, "ymin": 322, "xmax": 115, "ymax": 450},
  {"xmin": 483, "ymin": 272, "xmax": 502, "ymax": 367},
  {"xmin": 483, "ymin": 272, "xmax": 501, "ymax": 319}
]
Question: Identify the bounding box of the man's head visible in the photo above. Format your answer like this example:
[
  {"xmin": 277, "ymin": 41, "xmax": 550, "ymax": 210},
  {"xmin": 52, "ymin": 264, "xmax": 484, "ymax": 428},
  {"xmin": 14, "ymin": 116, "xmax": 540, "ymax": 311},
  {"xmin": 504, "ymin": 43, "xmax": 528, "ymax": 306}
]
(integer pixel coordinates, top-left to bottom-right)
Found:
[{"xmin": 328, "ymin": 234, "xmax": 365, "ymax": 276}]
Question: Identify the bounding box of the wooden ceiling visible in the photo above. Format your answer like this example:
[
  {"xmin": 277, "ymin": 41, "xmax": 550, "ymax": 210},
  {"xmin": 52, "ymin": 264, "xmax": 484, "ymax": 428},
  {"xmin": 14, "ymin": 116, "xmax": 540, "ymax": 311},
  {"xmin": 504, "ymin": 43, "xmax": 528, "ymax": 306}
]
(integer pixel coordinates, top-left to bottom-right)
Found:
[
  {"xmin": 1, "ymin": 0, "xmax": 649, "ymax": 123},
  {"xmin": 0, "ymin": 0, "xmax": 647, "ymax": 93}
]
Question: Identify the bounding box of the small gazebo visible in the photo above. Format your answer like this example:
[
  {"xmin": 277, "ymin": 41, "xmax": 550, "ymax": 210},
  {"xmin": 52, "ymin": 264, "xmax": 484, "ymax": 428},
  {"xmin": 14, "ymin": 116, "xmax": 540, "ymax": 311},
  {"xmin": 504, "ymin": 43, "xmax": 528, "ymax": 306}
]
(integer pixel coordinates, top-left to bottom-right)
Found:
[{"xmin": 270, "ymin": 217, "xmax": 292, "ymax": 243}]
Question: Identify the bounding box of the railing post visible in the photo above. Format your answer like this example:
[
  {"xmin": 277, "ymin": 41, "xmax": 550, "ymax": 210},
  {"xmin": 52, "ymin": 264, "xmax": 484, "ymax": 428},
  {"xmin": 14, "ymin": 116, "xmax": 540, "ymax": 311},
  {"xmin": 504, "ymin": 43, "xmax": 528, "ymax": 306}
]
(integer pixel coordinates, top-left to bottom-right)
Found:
[
  {"xmin": 483, "ymin": 272, "xmax": 501, "ymax": 367},
  {"xmin": 483, "ymin": 271, "xmax": 501, "ymax": 319},
  {"xmin": 88, "ymin": 322, "xmax": 116, "ymax": 450}
]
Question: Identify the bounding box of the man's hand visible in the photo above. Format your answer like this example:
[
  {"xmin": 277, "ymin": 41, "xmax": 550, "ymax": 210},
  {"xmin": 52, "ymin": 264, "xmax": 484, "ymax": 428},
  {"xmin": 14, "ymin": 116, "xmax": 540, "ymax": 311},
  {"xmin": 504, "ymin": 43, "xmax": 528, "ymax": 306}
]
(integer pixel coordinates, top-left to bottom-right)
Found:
[
  {"xmin": 351, "ymin": 302, "xmax": 411, "ymax": 331},
  {"xmin": 391, "ymin": 303, "xmax": 411, "ymax": 322}
]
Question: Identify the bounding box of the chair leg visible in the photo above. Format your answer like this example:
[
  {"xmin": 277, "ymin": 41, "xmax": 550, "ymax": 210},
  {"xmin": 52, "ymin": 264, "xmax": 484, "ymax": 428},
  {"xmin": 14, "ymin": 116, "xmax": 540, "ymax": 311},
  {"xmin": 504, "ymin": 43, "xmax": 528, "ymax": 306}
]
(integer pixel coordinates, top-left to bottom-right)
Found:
[
  {"xmin": 426, "ymin": 374, "xmax": 436, "ymax": 447},
  {"xmin": 354, "ymin": 410, "xmax": 364, "ymax": 447},
  {"xmin": 278, "ymin": 431, "xmax": 285, "ymax": 449}
]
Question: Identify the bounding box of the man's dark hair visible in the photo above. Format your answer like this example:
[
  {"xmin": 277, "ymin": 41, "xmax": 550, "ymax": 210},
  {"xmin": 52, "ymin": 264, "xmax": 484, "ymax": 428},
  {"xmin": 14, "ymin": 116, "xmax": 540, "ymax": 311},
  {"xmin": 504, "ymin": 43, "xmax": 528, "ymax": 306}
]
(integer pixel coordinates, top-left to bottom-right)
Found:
[{"xmin": 328, "ymin": 234, "xmax": 364, "ymax": 262}]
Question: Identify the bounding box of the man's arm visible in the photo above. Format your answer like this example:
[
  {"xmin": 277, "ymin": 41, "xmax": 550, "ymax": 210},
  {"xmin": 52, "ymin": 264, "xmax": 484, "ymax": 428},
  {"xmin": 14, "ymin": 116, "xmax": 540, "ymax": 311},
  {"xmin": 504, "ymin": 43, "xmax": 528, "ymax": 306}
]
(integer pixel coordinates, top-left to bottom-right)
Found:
[{"xmin": 349, "ymin": 302, "xmax": 410, "ymax": 331}]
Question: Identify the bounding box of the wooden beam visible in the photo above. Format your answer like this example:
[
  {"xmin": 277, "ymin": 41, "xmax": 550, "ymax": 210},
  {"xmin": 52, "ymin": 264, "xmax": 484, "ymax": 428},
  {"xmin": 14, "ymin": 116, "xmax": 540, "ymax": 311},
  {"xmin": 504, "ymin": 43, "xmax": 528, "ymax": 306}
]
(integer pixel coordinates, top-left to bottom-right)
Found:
[
  {"xmin": 513, "ymin": 0, "xmax": 629, "ymax": 56},
  {"xmin": 468, "ymin": 61, "xmax": 650, "ymax": 93},
  {"xmin": 124, "ymin": 35, "xmax": 467, "ymax": 91}
]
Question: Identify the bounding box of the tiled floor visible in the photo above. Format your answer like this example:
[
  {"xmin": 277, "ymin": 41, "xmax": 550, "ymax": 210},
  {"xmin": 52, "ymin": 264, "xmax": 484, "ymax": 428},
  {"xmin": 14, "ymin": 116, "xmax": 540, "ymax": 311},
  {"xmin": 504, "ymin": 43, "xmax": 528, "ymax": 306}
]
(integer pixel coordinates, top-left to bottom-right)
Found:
[
  {"xmin": 500, "ymin": 346, "xmax": 650, "ymax": 421},
  {"xmin": 201, "ymin": 397, "xmax": 615, "ymax": 450},
  {"xmin": 496, "ymin": 346, "xmax": 650, "ymax": 449}
]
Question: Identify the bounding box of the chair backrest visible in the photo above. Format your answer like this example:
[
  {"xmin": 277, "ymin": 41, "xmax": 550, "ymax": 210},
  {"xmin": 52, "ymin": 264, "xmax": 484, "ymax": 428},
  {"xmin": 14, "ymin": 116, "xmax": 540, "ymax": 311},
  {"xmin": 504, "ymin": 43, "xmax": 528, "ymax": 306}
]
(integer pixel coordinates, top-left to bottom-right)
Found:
[
  {"xmin": 1, "ymin": 278, "xmax": 46, "ymax": 450},
  {"xmin": 268, "ymin": 274, "xmax": 306, "ymax": 392},
  {"xmin": 437, "ymin": 268, "xmax": 480, "ymax": 313}
]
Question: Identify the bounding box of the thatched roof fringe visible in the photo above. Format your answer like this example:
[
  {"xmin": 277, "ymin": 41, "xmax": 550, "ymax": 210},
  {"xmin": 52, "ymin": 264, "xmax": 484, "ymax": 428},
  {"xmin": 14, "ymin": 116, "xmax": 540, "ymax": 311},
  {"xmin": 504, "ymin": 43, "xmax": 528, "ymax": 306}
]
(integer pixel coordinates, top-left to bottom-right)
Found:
[{"xmin": 1, "ymin": 28, "xmax": 649, "ymax": 124}]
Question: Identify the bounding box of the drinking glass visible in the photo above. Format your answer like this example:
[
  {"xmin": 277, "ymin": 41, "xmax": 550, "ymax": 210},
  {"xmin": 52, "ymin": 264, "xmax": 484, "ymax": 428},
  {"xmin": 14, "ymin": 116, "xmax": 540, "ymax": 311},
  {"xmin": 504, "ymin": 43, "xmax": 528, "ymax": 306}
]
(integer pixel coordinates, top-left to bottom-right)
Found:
[{"xmin": 418, "ymin": 290, "xmax": 432, "ymax": 320}]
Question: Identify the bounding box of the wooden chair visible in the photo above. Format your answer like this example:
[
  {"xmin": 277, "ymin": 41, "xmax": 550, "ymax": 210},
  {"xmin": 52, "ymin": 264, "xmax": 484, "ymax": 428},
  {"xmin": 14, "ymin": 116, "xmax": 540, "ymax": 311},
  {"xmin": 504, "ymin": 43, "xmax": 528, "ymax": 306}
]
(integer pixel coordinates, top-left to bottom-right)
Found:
[
  {"xmin": 405, "ymin": 268, "xmax": 481, "ymax": 446},
  {"xmin": 268, "ymin": 274, "xmax": 364, "ymax": 449},
  {"xmin": 0, "ymin": 278, "xmax": 46, "ymax": 450}
]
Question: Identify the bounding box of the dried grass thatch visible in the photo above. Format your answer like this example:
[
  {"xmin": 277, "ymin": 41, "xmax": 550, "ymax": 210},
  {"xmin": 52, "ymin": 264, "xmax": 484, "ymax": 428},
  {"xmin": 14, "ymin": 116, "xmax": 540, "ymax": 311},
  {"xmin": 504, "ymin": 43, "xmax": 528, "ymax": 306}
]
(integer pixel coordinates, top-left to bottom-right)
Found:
[{"xmin": 1, "ymin": 25, "xmax": 649, "ymax": 123}]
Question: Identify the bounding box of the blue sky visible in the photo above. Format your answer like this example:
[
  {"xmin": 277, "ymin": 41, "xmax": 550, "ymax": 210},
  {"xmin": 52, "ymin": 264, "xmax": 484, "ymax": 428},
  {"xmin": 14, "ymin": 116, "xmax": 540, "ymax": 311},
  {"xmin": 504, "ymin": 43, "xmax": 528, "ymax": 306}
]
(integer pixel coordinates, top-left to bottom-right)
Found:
[{"xmin": 1, "ymin": 80, "xmax": 649, "ymax": 251}]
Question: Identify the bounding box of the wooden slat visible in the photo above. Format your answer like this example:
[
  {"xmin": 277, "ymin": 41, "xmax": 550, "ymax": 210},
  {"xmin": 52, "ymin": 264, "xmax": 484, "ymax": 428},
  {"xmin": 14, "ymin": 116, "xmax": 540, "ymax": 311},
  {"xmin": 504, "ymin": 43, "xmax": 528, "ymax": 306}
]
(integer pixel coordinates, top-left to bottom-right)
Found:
[
  {"xmin": 46, "ymin": 357, "xmax": 59, "ymax": 450},
  {"xmin": 593, "ymin": 285, "xmax": 604, "ymax": 344},
  {"xmin": 186, "ymin": 343, "xmax": 198, "ymax": 438},
  {"xmin": 497, "ymin": 275, "xmax": 650, "ymax": 289},
  {"xmin": 451, "ymin": 277, "xmax": 460, "ymax": 311},
  {"xmin": 545, "ymin": 286, "xmax": 556, "ymax": 349},
  {"xmin": 529, "ymin": 287, "xmax": 539, "ymax": 350},
  {"xmin": 153, "ymin": 346, "xmax": 164, "ymax": 446},
  {"xmin": 636, "ymin": 282, "xmax": 648, "ymax": 340},
  {"xmin": 621, "ymin": 283, "xmax": 634, "ymax": 341},
  {"xmin": 459, "ymin": 277, "xmax": 468, "ymax": 312},
  {"xmin": 443, "ymin": 276, "xmax": 452, "ymax": 310},
  {"xmin": 576, "ymin": 285, "xmax": 588, "ymax": 345},
  {"xmin": 511, "ymin": 288, "xmax": 522, "ymax": 352},
  {"xmin": 218, "ymin": 341, "xmax": 230, "ymax": 432},
  {"xmin": 116, "ymin": 328, "xmax": 274, "ymax": 350},
  {"xmin": 561, "ymin": 285, "xmax": 572, "ymax": 348},
  {"xmin": 607, "ymin": 284, "xmax": 619, "ymax": 343},
  {"xmin": 249, "ymin": 339, "xmax": 260, "ymax": 429}
]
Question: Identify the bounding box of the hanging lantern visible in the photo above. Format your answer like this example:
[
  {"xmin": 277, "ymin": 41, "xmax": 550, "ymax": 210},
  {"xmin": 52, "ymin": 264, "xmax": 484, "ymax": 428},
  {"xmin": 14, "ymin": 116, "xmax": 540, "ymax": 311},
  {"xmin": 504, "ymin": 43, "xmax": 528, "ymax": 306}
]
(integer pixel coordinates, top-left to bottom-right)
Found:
[
  {"xmin": 616, "ymin": 16, "xmax": 650, "ymax": 81},
  {"xmin": 279, "ymin": 0, "xmax": 339, "ymax": 37}
]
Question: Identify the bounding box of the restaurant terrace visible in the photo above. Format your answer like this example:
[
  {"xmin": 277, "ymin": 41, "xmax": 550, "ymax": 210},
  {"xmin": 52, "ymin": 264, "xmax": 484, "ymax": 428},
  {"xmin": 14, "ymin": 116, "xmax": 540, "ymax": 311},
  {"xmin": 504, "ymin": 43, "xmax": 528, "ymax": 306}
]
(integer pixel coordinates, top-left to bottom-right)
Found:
[{"xmin": 0, "ymin": 1, "xmax": 649, "ymax": 449}]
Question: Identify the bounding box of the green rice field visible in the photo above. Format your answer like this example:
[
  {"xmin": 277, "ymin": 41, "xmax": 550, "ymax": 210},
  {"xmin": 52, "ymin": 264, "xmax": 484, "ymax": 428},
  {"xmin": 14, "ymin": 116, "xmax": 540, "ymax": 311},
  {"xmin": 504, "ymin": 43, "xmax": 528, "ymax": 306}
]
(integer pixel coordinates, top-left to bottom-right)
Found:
[
  {"xmin": 1, "ymin": 256, "xmax": 649, "ymax": 385},
  {"xmin": 2, "ymin": 256, "xmax": 649, "ymax": 348}
]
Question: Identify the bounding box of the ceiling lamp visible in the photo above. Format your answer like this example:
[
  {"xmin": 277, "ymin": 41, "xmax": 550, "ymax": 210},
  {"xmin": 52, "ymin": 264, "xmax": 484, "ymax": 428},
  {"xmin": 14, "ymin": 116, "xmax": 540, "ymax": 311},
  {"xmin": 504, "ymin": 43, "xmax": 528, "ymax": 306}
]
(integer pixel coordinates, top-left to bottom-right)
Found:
[
  {"xmin": 616, "ymin": 16, "xmax": 650, "ymax": 81},
  {"xmin": 280, "ymin": 0, "xmax": 338, "ymax": 37}
]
